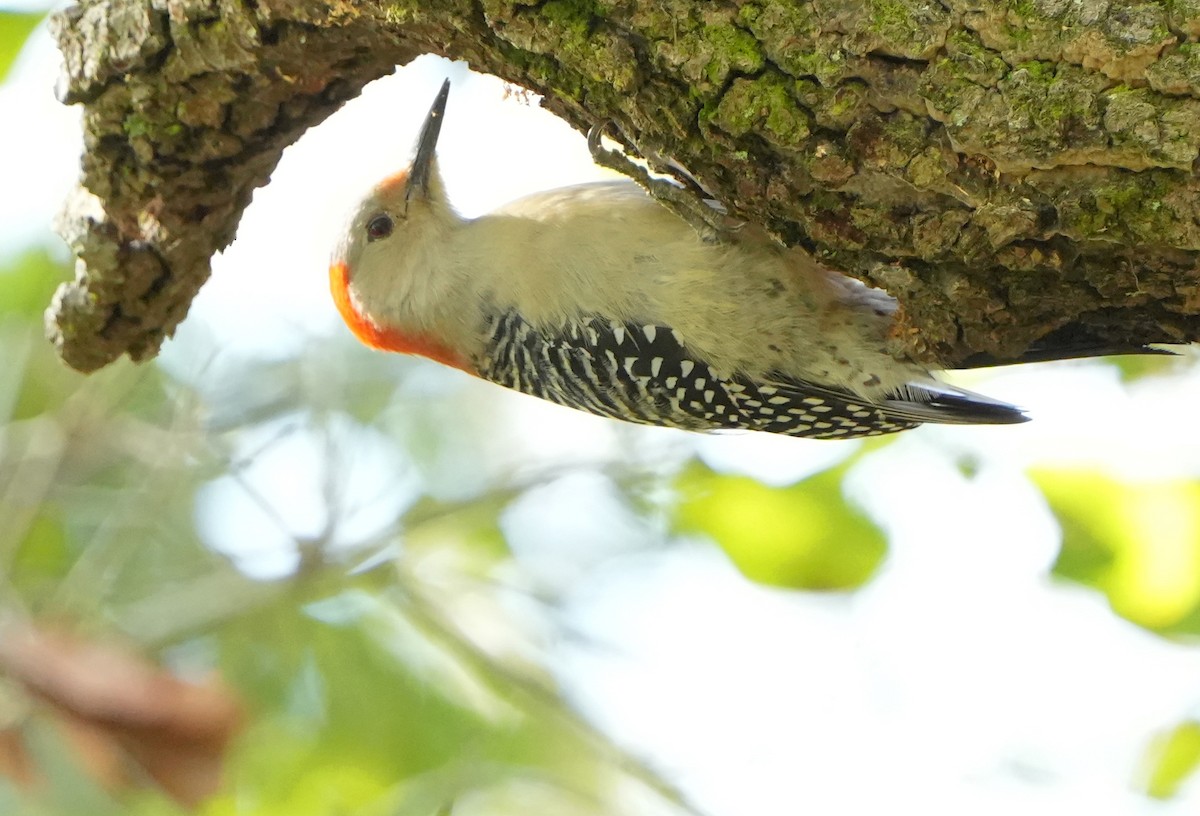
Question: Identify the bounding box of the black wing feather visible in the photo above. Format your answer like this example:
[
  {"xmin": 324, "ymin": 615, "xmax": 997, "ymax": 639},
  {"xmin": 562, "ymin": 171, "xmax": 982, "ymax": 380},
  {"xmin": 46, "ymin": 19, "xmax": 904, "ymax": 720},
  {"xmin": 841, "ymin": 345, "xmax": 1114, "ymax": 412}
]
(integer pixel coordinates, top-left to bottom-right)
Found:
[{"xmin": 478, "ymin": 311, "xmax": 1025, "ymax": 439}]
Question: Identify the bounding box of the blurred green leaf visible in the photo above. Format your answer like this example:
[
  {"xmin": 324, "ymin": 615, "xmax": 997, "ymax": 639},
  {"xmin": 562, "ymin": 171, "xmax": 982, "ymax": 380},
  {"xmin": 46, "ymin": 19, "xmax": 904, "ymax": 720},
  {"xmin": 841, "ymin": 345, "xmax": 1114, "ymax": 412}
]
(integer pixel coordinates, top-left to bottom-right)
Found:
[
  {"xmin": 0, "ymin": 249, "xmax": 83, "ymax": 422},
  {"xmin": 1034, "ymin": 468, "xmax": 1200, "ymax": 633},
  {"xmin": 1141, "ymin": 720, "xmax": 1200, "ymax": 799},
  {"xmin": 673, "ymin": 461, "xmax": 886, "ymax": 590},
  {"xmin": 213, "ymin": 724, "xmax": 396, "ymax": 816},
  {"xmin": 0, "ymin": 11, "xmax": 42, "ymax": 82},
  {"xmin": 18, "ymin": 718, "xmax": 127, "ymax": 816},
  {"xmin": 404, "ymin": 494, "xmax": 512, "ymax": 566},
  {"xmin": 1110, "ymin": 352, "xmax": 1181, "ymax": 384},
  {"xmin": 201, "ymin": 579, "xmax": 692, "ymax": 816},
  {"xmin": 954, "ymin": 453, "xmax": 981, "ymax": 480},
  {"xmin": 9, "ymin": 507, "xmax": 69, "ymax": 597},
  {"xmin": 0, "ymin": 247, "xmax": 63, "ymax": 320},
  {"xmin": 215, "ymin": 590, "xmax": 491, "ymax": 786}
]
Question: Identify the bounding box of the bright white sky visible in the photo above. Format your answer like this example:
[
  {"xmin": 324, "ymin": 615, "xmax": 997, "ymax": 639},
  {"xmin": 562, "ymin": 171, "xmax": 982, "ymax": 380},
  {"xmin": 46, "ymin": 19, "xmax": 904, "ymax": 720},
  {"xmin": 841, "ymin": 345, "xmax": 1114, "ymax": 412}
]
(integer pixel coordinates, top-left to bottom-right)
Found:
[{"xmin": 4, "ymin": 16, "xmax": 1200, "ymax": 816}]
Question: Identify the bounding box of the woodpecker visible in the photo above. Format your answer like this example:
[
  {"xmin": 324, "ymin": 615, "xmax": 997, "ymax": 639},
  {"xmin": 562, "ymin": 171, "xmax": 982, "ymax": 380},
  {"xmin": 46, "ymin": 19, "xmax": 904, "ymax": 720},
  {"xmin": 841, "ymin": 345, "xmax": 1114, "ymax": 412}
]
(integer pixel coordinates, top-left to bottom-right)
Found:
[{"xmin": 329, "ymin": 79, "xmax": 1036, "ymax": 439}]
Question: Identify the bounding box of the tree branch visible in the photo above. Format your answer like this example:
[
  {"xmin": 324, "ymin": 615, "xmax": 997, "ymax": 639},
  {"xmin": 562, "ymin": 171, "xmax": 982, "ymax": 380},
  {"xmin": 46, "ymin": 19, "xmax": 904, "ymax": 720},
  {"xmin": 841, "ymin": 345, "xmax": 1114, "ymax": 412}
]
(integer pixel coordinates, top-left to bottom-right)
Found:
[{"xmin": 49, "ymin": 0, "xmax": 1200, "ymax": 372}]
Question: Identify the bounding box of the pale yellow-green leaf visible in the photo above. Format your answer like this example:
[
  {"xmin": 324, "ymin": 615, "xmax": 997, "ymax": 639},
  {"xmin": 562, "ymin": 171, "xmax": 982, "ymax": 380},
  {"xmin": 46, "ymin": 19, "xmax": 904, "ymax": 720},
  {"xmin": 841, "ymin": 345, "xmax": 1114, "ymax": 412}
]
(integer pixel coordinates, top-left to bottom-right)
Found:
[
  {"xmin": 0, "ymin": 11, "xmax": 41, "ymax": 82},
  {"xmin": 1140, "ymin": 720, "xmax": 1200, "ymax": 799},
  {"xmin": 1110, "ymin": 352, "xmax": 1181, "ymax": 384},
  {"xmin": 208, "ymin": 763, "xmax": 390, "ymax": 816},
  {"xmin": 673, "ymin": 462, "xmax": 885, "ymax": 590},
  {"xmin": 1034, "ymin": 469, "xmax": 1200, "ymax": 632}
]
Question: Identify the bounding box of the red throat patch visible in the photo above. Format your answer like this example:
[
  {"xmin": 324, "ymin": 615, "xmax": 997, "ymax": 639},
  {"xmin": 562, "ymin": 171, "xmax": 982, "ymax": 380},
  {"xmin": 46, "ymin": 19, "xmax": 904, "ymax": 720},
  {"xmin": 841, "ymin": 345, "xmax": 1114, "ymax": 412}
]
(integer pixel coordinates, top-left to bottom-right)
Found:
[{"xmin": 329, "ymin": 261, "xmax": 472, "ymax": 373}]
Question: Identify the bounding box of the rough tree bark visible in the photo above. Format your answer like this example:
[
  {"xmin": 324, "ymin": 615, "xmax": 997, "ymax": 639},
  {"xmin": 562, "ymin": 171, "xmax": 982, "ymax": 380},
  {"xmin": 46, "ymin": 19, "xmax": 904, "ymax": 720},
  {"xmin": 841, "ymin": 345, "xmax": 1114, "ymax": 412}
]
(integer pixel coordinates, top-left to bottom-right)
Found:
[{"xmin": 48, "ymin": 0, "xmax": 1200, "ymax": 373}]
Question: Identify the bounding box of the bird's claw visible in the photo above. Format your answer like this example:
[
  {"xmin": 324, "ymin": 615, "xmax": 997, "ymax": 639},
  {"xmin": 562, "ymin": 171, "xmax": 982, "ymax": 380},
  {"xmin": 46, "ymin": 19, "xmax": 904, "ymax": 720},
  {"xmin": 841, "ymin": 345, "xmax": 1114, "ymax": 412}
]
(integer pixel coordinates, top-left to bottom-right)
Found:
[{"xmin": 587, "ymin": 120, "xmax": 735, "ymax": 244}]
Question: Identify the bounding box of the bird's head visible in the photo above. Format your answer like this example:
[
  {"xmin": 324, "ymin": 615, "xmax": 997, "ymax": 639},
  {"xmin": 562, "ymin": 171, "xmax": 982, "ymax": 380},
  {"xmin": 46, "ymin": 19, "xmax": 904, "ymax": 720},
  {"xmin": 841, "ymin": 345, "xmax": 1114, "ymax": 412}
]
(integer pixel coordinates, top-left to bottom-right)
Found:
[{"xmin": 329, "ymin": 79, "xmax": 472, "ymax": 371}]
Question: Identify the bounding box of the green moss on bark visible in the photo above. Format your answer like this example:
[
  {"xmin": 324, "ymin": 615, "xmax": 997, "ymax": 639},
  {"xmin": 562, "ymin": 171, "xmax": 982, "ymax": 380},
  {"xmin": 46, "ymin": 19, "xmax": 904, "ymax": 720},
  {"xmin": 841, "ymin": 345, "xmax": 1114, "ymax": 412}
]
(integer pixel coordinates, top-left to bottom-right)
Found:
[{"xmin": 47, "ymin": 0, "xmax": 1200, "ymax": 373}]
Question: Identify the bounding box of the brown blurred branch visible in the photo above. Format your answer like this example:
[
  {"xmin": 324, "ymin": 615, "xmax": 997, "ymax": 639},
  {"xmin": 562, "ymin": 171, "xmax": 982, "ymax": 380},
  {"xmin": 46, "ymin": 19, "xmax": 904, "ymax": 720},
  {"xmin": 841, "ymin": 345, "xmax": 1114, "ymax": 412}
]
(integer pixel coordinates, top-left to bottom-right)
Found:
[{"xmin": 0, "ymin": 624, "xmax": 242, "ymax": 806}]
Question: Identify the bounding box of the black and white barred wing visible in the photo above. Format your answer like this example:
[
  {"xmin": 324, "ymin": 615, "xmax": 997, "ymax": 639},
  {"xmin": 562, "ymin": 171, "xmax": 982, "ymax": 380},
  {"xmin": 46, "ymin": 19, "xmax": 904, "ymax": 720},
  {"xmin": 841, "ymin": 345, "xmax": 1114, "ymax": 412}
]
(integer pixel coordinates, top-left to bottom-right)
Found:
[
  {"xmin": 478, "ymin": 312, "xmax": 1026, "ymax": 438},
  {"xmin": 480, "ymin": 311, "xmax": 753, "ymax": 431}
]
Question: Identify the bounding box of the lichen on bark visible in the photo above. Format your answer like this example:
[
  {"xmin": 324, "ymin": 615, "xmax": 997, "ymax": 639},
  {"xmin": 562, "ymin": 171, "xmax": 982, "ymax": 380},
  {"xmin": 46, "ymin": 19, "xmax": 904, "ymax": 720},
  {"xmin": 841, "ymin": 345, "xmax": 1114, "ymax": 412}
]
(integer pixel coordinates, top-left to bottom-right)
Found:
[{"xmin": 49, "ymin": 0, "xmax": 1200, "ymax": 373}]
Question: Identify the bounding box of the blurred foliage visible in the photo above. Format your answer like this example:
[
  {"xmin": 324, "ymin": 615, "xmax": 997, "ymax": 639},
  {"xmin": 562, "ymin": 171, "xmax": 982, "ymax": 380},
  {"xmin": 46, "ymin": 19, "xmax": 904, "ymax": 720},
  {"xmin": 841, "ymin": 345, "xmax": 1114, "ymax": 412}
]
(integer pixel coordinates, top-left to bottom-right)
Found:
[
  {"xmin": 1141, "ymin": 720, "xmax": 1200, "ymax": 800},
  {"xmin": 1110, "ymin": 351, "xmax": 1183, "ymax": 384},
  {"xmin": 4, "ymin": 237, "xmax": 1200, "ymax": 811},
  {"xmin": 0, "ymin": 248, "xmax": 698, "ymax": 815},
  {"xmin": 1034, "ymin": 468, "xmax": 1200, "ymax": 633},
  {"xmin": 673, "ymin": 459, "xmax": 885, "ymax": 590},
  {"xmin": 0, "ymin": 10, "xmax": 42, "ymax": 82}
]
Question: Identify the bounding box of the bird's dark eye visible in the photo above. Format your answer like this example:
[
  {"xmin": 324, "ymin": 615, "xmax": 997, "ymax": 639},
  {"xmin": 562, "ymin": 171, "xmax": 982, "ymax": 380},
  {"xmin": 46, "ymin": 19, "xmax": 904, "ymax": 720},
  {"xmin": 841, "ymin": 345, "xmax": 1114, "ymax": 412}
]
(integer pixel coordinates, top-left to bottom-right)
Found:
[{"xmin": 366, "ymin": 213, "xmax": 394, "ymax": 242}]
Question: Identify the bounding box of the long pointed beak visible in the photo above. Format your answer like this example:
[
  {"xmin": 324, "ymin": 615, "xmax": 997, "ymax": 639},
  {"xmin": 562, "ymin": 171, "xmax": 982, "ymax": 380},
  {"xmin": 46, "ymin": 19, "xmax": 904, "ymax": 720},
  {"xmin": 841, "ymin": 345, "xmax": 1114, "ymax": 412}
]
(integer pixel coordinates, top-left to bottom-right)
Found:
[{"xmin": 408, "ymin": 78, "xmax": 450, "ymax": 203}]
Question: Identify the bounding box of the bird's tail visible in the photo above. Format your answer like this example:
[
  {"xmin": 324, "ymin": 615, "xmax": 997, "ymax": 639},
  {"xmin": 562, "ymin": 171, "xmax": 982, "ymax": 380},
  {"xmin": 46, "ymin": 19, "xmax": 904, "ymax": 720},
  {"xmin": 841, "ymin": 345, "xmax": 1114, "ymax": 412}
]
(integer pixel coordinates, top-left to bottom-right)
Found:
[{"xmin": 881, "ymin": 382, "xmax": 1030, "ymax": 425}]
